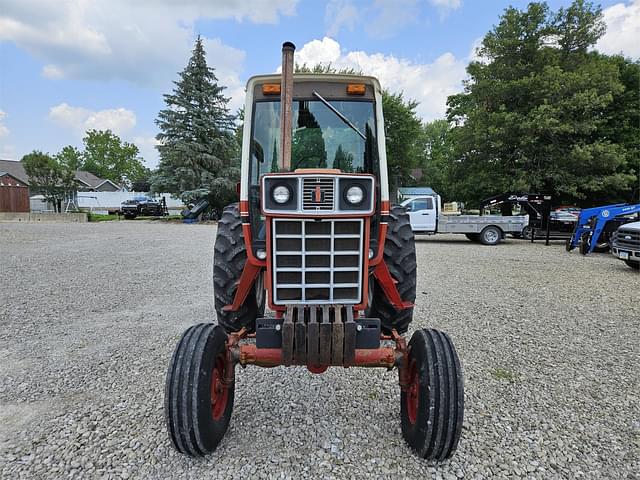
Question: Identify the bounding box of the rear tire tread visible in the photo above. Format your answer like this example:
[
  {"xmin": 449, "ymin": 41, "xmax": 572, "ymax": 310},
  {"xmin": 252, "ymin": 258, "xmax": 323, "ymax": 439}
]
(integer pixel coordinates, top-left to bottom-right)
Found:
[{"xmin": 367, "ymin": 205, "xmax": 417, "ymax": 334}]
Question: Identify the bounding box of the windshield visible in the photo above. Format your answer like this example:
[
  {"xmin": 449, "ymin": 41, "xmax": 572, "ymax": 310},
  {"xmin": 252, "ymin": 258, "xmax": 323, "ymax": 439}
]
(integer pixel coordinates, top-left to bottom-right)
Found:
[{"xmin": 250, "ymin": 99, "xmax": 378, "ymax": 184}]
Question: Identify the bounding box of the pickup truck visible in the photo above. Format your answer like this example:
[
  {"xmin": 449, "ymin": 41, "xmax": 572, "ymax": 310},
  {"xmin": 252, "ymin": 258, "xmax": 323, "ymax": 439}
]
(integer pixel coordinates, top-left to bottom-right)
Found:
[
  {"xmin": 121, "ymin": 196, "xmax": 165, "ymax": 219},
  {"xmin": 611, "ymin": 221, "xmax": 640, "ymax": 270},
  {"xmin": 401, "ymin": 195, "xmax": 527, "ymax": 245}
]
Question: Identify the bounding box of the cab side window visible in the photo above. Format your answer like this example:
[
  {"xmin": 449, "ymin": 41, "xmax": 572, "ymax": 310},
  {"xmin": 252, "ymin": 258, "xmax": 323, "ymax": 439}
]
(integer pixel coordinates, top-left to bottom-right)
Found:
[{"xmin": 411, "ymin": 199, "xmax": 429, "ymax": 211}]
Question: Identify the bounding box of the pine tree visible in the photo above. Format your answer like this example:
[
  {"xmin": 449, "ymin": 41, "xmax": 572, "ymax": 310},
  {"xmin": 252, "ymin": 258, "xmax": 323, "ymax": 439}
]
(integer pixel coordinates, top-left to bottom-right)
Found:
[
  {"xmin": 152, "ymin": 37, "xmax": 238, "ymax": 209},
  {"xmin": 333, "ymin": 144, "xmax": 354, "ymax": 172}
]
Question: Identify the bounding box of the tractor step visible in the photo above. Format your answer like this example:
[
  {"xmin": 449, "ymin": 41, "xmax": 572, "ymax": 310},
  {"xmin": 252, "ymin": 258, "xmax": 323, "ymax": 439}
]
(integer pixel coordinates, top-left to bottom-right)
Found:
[{"xmin": 255, "ymin": 306, "xmax": 381, "ymax": 366}]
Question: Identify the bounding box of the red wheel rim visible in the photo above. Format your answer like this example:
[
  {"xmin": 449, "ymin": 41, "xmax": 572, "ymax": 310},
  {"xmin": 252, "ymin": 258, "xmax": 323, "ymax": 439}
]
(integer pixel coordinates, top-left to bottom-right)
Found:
[
  {"xmin": 406, "ymin": 358, "xmax": 419, "ymax": 425},
  {"xmin": 210, "ymin": 355, "xmax": 229, "ymax": 421}
]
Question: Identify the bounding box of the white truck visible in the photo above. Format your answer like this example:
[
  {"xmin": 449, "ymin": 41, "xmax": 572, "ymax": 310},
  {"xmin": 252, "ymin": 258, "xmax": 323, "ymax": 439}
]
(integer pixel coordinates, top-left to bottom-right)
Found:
[
  {"xmin": 401, "ymin": 195, "xmax": 528, "ymax": 245},
  {"xmin": 611, "ymin": 221, "xmax": 640, "ymax": 270}
]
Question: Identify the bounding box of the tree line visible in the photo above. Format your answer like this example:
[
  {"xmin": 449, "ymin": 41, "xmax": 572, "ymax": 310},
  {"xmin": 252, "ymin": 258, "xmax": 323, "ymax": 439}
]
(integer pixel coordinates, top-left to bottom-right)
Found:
[
  {"xmin": 22, "ymin": 130, "xmax": 149, "ymax": 211},
  {"xmin": 22, "ymin": 1, "xmax": 639, "ymax": 212}
]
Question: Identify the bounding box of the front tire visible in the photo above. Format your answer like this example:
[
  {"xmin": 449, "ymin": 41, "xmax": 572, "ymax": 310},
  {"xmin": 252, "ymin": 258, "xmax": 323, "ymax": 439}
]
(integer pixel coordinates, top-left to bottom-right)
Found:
[
  {"xmin": 165, "ymin": 324, "xmax": 234, "ymax": 456},
  {"xmin": 366, "ymin": 205, "xmax": 417, "ymax": 334},
  {"xmin": 401, "ymin": 328, "xmax": 464, "ymax": 460},
  {"xmin": 214, "ymin": 203, "xmax": 265, "ymax": 333}
]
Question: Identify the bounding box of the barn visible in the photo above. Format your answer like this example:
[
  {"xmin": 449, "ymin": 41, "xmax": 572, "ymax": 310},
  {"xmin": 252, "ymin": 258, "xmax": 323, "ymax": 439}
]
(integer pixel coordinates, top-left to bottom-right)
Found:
[{"xmin": 0, "ymin": 172, "xmax": 30, "ymax": 212}]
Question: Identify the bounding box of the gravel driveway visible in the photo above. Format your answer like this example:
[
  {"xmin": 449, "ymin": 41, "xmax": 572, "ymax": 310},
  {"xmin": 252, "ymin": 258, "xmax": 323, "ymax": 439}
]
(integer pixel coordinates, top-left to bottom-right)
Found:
[{"xmin": 1, "ymin": 222, "xmax": 638, "ymax": 479}]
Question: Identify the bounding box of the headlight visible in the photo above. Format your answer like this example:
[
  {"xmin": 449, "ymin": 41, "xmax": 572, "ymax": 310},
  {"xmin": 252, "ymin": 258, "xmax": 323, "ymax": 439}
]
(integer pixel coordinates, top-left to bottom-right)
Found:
[
  {"xmin": 272, "ymin": 185, "xmax": 291, "ymax": 204},
  {"xmin": 345, "ymin": 185, "xmax": 364, "ymax": 205}
]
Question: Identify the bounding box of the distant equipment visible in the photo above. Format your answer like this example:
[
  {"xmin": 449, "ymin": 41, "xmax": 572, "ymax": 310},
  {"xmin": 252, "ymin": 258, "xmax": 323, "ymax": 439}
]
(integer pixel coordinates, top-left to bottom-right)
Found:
[{"xmin": 566, "ymin": 203, "xmax": 640, "ymax": 255}]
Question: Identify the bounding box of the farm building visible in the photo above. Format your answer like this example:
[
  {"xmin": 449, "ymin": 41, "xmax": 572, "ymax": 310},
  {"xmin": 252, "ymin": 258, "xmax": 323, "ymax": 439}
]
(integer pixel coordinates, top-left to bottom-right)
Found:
[{"xmin": 0, "ymin": 172, "xmax": 30, "ymax": 212}]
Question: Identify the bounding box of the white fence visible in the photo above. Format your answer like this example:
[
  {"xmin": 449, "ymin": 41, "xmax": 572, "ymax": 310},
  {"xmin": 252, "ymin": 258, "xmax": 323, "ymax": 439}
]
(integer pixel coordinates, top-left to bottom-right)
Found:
[{"xmin": 76, "ymin": 192, "xmax": 185, "ymax": 213}]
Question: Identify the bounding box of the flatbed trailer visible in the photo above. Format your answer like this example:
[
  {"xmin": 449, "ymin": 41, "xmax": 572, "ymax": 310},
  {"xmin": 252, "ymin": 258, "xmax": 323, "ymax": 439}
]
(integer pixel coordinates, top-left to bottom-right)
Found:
[{"xmin": 401, "ymin": 195, "xmax": 527, "ymax": 245}]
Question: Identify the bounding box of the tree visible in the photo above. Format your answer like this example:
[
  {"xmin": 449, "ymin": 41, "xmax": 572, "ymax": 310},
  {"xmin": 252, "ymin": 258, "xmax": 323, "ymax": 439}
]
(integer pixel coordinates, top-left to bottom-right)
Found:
[
  {"xmin": 152, "ymin": 36, "xmax": 238, "ymax": 211},
  {"xmin": 291, "ymin": 102, "xmax": 327, "ymax": 169},
  {"xmin": 382, "ymin": 91, "xmax": 423, "ymax": 193},
  {"xmin": 447, "ymin": 1, "xmax": 637, "ymax": 207},
  {"xmin": 333, "ymin": 144, "xmax": 354, "ymax": 171},
  {"xmin": 22, "ymin": 151, "xmax": 76, "ymax": 212},
  {"xmin": 55, "ymin": 145, "xmax": 82, "ymax": 171},
  {"xmin": 81, "ymin": 129, "xmax": 146, "ymax": 188},
  {"xmin": 419, "ymin": 120, "xmax": 457, "ymax": 201}
]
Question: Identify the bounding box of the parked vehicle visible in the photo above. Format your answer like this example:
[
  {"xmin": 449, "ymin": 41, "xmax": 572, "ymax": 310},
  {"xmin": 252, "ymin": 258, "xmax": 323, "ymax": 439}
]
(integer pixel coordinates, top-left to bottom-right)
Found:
[
  {"xmin": 402, "ymin": 194, "xmax": 527, "ymax": 245},
  {"xmin": 120, "ymin": 196, "xmax": 167, "ymax": 219},
  {"xmin": 163, "ymin": 43, "xmax": 464, "ymax": 460},
  {"xmin": 611, "ymin": 221, "xmax": 640, "ymax": 270},
  {"xmin": 566, "ymin": 203, "xmax": 640, "ymax": 255},
  {"xmin": 479, "ymin": 192, "xmax": 576, "ymax": 240}
]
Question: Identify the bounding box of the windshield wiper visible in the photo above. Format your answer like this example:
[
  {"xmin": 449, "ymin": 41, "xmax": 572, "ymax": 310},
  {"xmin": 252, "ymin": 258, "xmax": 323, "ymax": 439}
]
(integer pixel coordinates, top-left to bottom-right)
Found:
[{"xmin": 312, "ymin": 91, "xmax": 366, "ymax": 140}]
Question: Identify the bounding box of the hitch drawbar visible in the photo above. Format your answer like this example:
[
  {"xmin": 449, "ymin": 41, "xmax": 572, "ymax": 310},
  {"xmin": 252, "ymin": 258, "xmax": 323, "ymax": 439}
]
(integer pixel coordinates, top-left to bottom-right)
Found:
[{"xmin": 227, "ymin": 306, "xmax": 406, "ymax": 373}]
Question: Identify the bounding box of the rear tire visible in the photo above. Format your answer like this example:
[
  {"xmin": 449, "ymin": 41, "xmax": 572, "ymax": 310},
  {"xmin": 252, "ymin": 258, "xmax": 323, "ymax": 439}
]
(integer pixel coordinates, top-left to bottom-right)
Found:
[
  {"xmin": 479, "ymin": 226, "xmax": 501, "ymax": 245},
  {"xmin": 366, "ymin": 205, "xmax": 416, "ymax": 334},
  {"xmin": 401, "ymin": 328, "xmax": 464, "ymax": 460},
  {"xmin": 214, "ymin": 203, "xmax": 265, "ymax": 333},
  {"xmin": 625, "ymin": 260, "xmax": 640, "ymax": 270},
  {"xmin": 165, "ymin": 324, "xmax": 234, "ymax": 456}
]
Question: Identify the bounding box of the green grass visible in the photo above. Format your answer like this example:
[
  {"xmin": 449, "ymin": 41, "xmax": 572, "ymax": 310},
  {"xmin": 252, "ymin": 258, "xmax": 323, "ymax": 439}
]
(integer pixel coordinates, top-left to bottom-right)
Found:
[
  {"xmin": 491, "ymin": 367, "xmax": 519, "ymax": 383},
  {"xmin": 87, "ymin": 212, "xmax": 119, "ymax": 222}
]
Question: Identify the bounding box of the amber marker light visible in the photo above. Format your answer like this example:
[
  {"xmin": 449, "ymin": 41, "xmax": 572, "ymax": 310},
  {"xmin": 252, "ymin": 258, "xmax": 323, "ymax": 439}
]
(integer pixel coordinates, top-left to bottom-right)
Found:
[
  {"xmin": 262, "ymin": 84, "xmax": 281, "ymax": 95},
  {"xmin": 346, "ymin": 84, "xmax": 366, "ymax": 95}
]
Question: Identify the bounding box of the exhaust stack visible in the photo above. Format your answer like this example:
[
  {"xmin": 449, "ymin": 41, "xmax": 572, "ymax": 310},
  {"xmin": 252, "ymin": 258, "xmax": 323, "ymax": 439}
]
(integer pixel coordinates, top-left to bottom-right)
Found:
[{"xmin": 279, "ymin": 41, "xmax": 295, "ymax": 171}]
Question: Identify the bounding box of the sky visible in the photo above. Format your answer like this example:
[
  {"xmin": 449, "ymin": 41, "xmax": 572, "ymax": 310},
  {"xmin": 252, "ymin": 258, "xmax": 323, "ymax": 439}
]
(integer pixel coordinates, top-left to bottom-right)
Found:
[{"xmin": 0, "ymin": 0, "xmax": 638, "ymax": 168}]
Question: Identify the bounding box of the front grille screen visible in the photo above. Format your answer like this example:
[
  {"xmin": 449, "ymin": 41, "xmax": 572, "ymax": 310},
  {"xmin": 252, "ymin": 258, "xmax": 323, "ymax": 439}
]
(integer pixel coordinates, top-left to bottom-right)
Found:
[
  {"xmin": 615, "ymin": 228, "xmax": 640, "ymax": 249},
  {"xmin": 303, "ymin": 177, "xmax": 335, "ymax": 211},
  {"xmin": 272, "ymin": 219, "xmax": 363, "ymax": 304}
]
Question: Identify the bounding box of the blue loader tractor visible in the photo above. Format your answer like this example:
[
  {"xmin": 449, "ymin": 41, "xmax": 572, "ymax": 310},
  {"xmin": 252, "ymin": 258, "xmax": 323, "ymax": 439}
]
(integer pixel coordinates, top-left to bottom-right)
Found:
[{"xmin": 566, "ymin": 203, "xmax": 640, "ymax": 255}]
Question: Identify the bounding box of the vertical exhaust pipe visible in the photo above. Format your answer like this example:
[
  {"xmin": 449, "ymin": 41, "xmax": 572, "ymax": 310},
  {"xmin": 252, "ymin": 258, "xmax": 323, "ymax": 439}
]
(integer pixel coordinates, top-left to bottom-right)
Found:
[{"xmin": 279, "ymin": 41, "xmax": 295, "ymax": 171}]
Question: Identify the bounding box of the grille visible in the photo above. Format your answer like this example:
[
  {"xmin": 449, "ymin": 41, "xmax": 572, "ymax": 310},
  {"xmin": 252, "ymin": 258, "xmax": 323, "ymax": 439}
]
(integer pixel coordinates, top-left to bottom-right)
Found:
[
  {"xmin": 302, "ymin": 177, "xmax": 334, "ymax": 211},
  {"xmin": 272, "ymin": 219, "xmax": 363, "ymax": 304},
  {"xmin": 614, "ymin": 228, "xmax": 640, "ymax": 249}
]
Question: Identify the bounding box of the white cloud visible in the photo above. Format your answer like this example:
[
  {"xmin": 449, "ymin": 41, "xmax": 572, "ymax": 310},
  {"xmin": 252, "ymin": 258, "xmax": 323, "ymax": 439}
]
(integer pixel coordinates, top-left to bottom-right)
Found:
[
  {"xmin": 0, "ymin": 0, "xmax": 296, "ymax": 86},
  {"xmin": 296, "ymin": 37, "xmax": 467, "ymax": 121},
  {"xmin": 0, "ymin": 110, "xmax": 9, "ymax": 138},
  {"xmin": 367, "ymin": 0, "xmax": 420, "ymax": 38},
  {"xmin": 597, "ymin": 0, "xmax": 640, "ymax": 58},
  {"xmin": 428, "ymin": 0, "xmax": 462, "ymax": 10},
  {"xmin": 325, "ymin": 0, "xmax": 359, "ymax": 37},
  {"xmin": 49, "ymin": 103, "xmax": 136, "ymax": 136},
  {"xmin": 133, "ymin": 135, "xmax": 160, "ymax": 168}
]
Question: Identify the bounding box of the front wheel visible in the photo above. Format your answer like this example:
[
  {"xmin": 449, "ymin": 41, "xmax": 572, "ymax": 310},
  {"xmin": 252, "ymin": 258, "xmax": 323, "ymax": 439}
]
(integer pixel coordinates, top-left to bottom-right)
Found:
[
  {"xmin": 401, "ymin": 328, "xmax": 464, "ymax": 460},
  {"xmin": 165, "ymin": 324, "xmax": 234, "ymax": 456}
]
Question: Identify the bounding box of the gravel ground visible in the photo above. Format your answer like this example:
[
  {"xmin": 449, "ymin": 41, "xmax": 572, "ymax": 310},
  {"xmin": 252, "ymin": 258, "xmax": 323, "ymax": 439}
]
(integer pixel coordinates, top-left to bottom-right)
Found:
[{"xmin": 1, "ymin": 222, "xmax": 638, "ymax": 480}]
